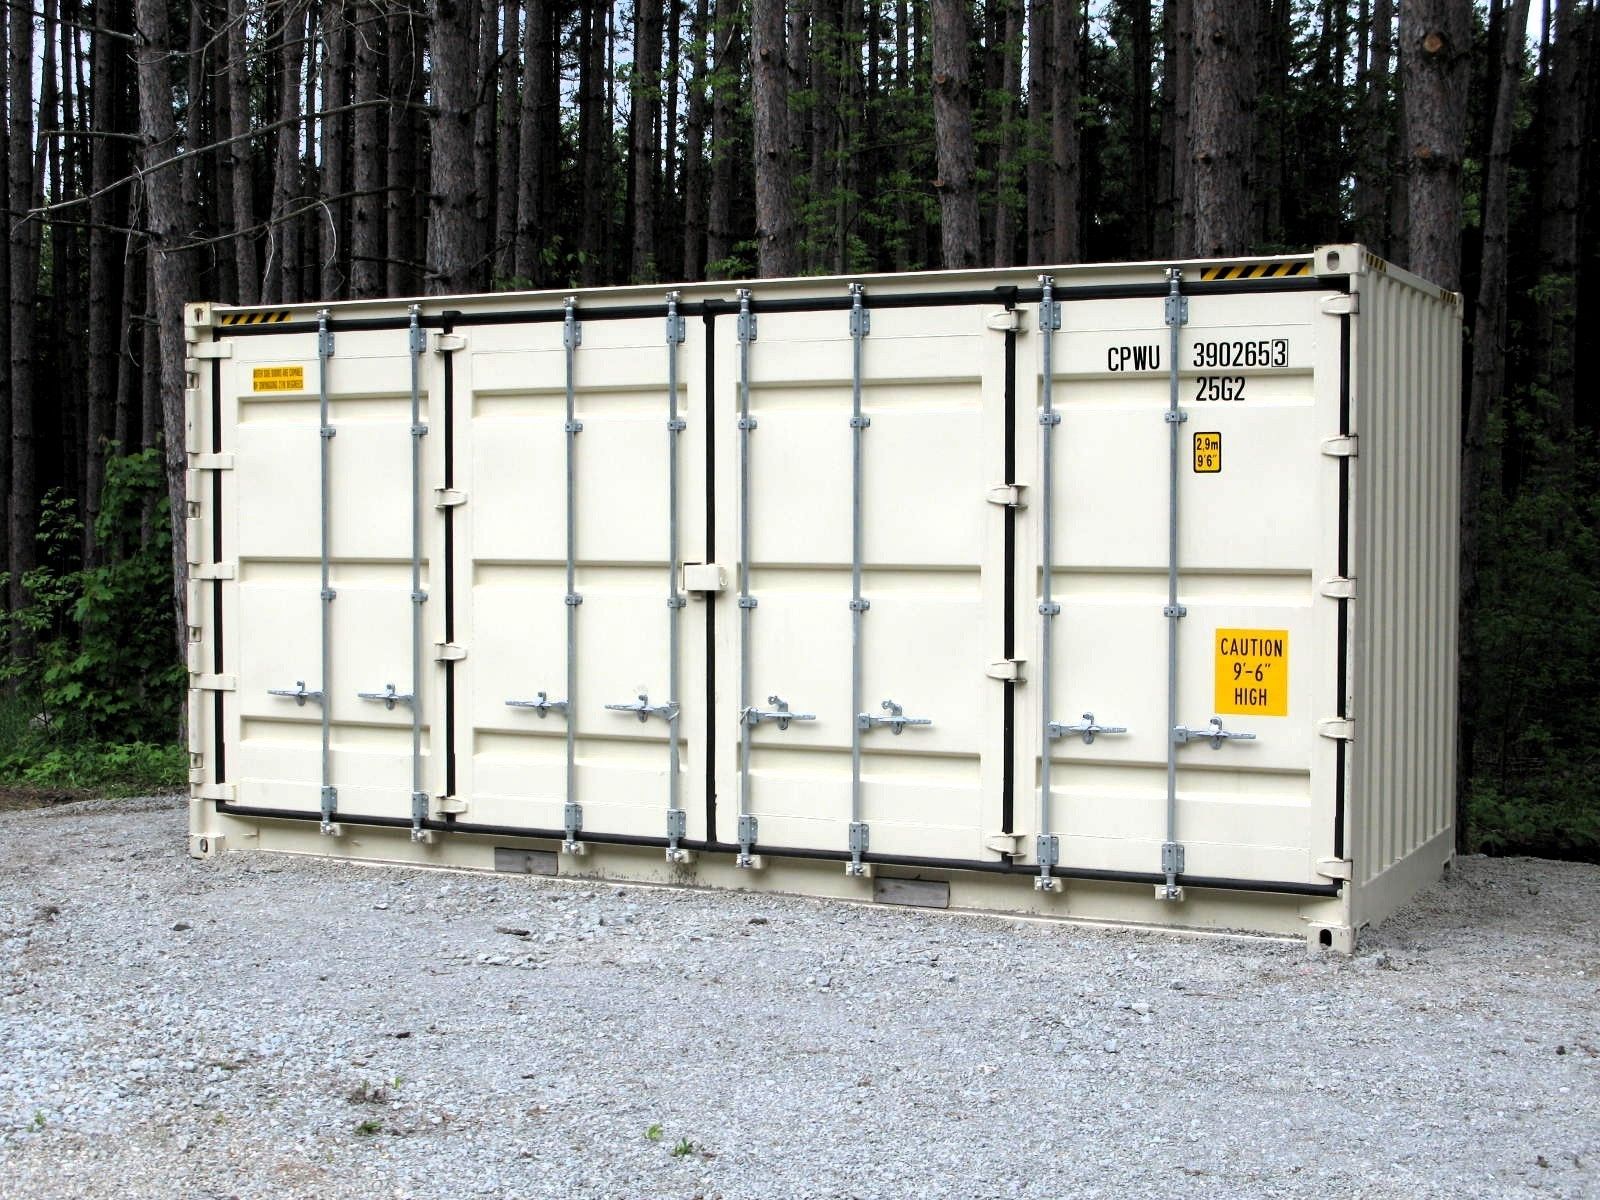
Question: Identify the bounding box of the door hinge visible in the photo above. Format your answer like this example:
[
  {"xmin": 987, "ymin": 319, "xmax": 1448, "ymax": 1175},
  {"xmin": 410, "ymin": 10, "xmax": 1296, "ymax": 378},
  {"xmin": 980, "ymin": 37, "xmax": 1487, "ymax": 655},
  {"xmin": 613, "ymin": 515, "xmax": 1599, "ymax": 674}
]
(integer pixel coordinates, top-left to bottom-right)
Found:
[
  {"xmin": 432, "ymin": 333, "xmax": 467, "ymax": 354},
  {"xmin": 1316, "ymin": 856, "xmax": 1353, "ymax": 881},
  {"xmin": 986, "ymin": 659, "xmax": 1026, "ymax": 683},
  {"xmin": 1321, "ymin": 435, "xmax": 1359, "ymax": 458},
  {"xmin": 433, "ymin": 487, "xmax": 467, "ymax": 508},
  {"xmin": 189, "ymin": 341, "xmax": 234, "ymax": 360},
  {"xmin": 1318, "ymin": 717, "xmax": 1355, "ymax": 741},
  {"xmin": 1319, "ymin": 577, "xmax": 1356, "ymax": 600},
  {"xmin": 434, "ymin": 642, "xmax": 467, "ymax": 662},
  {"xmin": 984, "ymin": 832, "xmax": 1025, "ymax": 856},
  {"xmin": 984, "ymin": 308, "xmax": 1021, "ymax": 333},
  {"xmin": 437, "ymin": 794, "xmax": 469, "ymax": 814},
  {"xmin": 986, "ymin": 484, "xmax": 1027, "ymax": 508},
  {"xmin": 682, "ymin": 563, "xmax": 726, "ymax": 592},
  {"xmin": 1321, "ymin": 293, "xmax": 1359, "ymax": 316}
]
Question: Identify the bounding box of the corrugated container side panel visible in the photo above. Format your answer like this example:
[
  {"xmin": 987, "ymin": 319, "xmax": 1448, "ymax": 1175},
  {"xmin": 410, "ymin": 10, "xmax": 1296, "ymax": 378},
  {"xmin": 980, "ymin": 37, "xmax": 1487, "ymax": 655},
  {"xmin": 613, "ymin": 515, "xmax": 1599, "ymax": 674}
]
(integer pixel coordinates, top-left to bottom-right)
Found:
[{"xmin": 1351, "ymin": 267, "xmax": 1459, "ymax": 917}]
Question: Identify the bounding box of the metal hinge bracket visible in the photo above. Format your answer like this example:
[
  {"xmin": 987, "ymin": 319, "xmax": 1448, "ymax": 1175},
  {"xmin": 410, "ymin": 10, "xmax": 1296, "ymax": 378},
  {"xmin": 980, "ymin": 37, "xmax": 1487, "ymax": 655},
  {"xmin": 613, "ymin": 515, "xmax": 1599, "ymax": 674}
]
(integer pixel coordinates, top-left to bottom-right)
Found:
[
  {"xmin": 190, "ymin": 341, "xmax": 233, "ymax": 360},
  {"xmin": 1320, "ymin": 577, "xmax": 1356, "ymax": 599},
  {"xmin": 986, "ymin": 659, "xmax": 1025, "ymax": 683},
  {"xmin": 434, "ymin": 488, "xmax": 467, "ymax": 508},
  {"xmin": 986, "ymin": 484, "xmax": 1027, "ymax": 508},
  {"xmin": 433, "ymin": 642, "xmax": 467, "ymax": 662},
  {"xmin": 1321, "ymin": 293, "xmax": 1359, "ymax": 316},
  {"xmin": 1318, "ymin": 717, "xmax": 1355, "ymax": 741},
  {"xmin": 984, "ymin": 308, "xmax": 1021, "ymax": 333},
  {"xmin": 1165, "ymin": 293, "xmax": 1189, "ymax": 327},
  {"xmin": 432, "ymin": 333, "xmax": 467, "ymax": 353},
  {"xmin": 1321, "ymin": 435, "xmax": 1359, "ymax": 458},
  {"xmin": 1316, "ymin": 856, "xmax": 1354, "ymax": 881},
  {"xmin": 319, "ymin": 328, "xmax": 337, "ymax": 357}
]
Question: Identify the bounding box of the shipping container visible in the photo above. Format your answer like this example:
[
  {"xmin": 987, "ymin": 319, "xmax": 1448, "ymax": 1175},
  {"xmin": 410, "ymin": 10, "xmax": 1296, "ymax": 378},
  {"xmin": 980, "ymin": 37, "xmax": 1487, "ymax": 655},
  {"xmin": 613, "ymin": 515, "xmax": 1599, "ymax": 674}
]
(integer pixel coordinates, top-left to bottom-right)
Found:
[{"xmin": 184, "ymin": 245, "xmax": 1461, "ymax": 949}]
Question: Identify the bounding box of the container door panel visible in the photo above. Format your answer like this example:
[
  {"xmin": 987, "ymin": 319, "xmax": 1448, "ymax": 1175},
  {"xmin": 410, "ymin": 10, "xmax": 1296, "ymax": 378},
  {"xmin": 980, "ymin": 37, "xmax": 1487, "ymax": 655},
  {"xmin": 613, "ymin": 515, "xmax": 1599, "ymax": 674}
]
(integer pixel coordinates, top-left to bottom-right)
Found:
[
  {"xmin": 713, "ymin": 302, "xmax": 1007, "ymax": 862},
  {"xmin": 1020, "ymin": 289, "xmax": 1343, "ymax": 885},
  {"xmin": 456, "ymin": 315, "xmax": 708, "ymax": 841},
  {"xmin": 228, "ymin": 328, "xmax": 433, "ymax": 821}
]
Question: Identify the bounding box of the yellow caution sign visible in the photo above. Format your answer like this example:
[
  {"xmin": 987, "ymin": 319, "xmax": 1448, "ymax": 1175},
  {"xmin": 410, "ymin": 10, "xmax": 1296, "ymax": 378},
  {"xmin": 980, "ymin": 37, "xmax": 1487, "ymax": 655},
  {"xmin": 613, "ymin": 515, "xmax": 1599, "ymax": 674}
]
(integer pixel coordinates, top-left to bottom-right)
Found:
[
  {"xmin": 1193, "ymin": 431, "xmax": 1222, "ymax": 473},
  {"xmin": 1214, "ymin": 628, "xmax": 1288, "ymax": 716},
  {"xmin": 252, "ymin": 365, "xmax": 306, "ymax": 393}
]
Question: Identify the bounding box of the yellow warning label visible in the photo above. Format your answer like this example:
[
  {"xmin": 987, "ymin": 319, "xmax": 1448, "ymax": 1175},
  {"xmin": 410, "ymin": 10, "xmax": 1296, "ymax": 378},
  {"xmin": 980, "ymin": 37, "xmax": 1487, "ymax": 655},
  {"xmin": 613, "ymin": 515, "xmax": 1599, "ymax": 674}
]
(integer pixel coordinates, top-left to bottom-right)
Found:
[
  {"xmin": 1214, "ymin": 628, "xmax": 1288, "ymax": 716},
  {"xmin": 1193, "ymin": 431, "xmax": 1222, "ymax": 473},
  {"xmin": 252, "ymin": 365, "xmax": 305, "ymax": 393}
]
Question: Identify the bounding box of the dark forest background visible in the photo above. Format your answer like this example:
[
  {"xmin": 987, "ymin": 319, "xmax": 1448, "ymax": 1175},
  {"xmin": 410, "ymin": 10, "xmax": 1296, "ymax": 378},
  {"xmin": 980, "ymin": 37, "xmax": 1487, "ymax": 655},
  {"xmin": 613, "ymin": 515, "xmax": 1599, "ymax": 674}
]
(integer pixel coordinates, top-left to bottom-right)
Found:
[{"xmin": 0, "ymin": 0, "xmax": 1594, "ymax": 855}]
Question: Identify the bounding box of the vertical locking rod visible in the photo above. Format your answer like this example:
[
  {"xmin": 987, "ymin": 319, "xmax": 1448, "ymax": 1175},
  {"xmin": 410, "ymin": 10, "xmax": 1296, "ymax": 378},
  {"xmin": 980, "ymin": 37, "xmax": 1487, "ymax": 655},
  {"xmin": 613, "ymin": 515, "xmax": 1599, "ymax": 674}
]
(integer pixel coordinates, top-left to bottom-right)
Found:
[
  {"xmin": 563, "ymin": 296, "xmax": 583, "ymax": 849},
  {"xmin": 1035, "ymin": 276, "xmax": 1062, "ymax": 891},
  {"xmin": 317, "ymin": 309, "xmax": 337, "ymax": 829},
  {"xmin": 407, "ymin": 305, "xmax": 428, "ymax": 838},
  {"xmin": 1161, "ymin": 268, "xmax": 1189, "ymax": 899},
  {"xmin": 735, "ymin": 289, "xmax": 758, "ymax": 865},
  {"xmin": 665, "ymin": 292, "xmax": 687, "ymax": 856},
  {"xmin": 847, "ymin": 283, "xmax": 871, "ymax": 876}
]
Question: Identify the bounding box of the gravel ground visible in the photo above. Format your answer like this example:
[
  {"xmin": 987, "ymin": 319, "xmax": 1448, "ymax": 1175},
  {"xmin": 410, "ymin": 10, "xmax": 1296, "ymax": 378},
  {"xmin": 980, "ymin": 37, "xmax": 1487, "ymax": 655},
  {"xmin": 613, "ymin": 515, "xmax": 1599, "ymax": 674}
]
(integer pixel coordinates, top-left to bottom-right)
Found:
[{"xmin": 2, "ymin": 796, "xmax": 1597, "ymax": 1200}]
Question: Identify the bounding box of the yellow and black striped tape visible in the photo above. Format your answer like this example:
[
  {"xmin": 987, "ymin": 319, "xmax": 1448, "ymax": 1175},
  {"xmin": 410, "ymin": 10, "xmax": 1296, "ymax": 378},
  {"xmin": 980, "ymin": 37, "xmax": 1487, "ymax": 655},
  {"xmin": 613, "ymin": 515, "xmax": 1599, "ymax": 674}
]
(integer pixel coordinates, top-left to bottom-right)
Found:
[
  {"xmin": 1198, "ymin": 262, "xmax": 1311, "ymax": 281},
  {"xmin": 217, "ymin": 310, "xmax": 294, "ymax": 326}
]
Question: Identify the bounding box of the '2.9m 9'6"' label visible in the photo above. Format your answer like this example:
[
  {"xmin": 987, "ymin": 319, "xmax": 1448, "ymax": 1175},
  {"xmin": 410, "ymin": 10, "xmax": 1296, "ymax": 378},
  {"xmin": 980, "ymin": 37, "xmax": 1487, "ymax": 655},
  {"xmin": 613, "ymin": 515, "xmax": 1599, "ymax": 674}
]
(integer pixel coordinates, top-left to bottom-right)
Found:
[{"xmin": 1214, "ymin": 628, "xmax": 1288, "ymax": 716}]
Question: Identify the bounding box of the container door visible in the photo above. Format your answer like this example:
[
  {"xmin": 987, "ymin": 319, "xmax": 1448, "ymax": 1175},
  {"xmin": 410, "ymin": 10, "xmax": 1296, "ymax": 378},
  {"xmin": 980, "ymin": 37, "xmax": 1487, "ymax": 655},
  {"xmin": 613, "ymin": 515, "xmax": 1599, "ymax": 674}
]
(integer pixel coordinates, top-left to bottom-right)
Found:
[
  {"xmin": 228, "ymin": 325, "xmax": 438, "ymax": 822},
  {"xmin": 711, "ymin": 298, "xmax": 1010, "ymax": 862},
  {"xmin": 1018, "ymin": 285, "xmax": 1346, "ymax": 886},
  {"xmin": 453, "ymin": 310, "xmax": 710, "ymax": 842}
]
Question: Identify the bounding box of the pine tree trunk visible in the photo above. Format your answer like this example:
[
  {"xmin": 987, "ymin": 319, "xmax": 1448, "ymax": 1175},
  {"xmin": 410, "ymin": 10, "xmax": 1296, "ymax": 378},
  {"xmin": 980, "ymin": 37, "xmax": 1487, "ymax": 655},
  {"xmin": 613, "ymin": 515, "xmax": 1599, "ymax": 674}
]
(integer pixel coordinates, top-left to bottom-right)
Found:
[
  {"xmin": 578, "ymin": 0, "xmax": 608, "ymax": 283},
  {"xmin": 1169, "ymin": 0, "xmax": 1195, "ymax": 254},
  {"xmin": 1128, "ymin": 0, "xmax": 1154, "ymax": 256},
  {"xmin": 1025, "ymin": 0, "xmax": 1051, "ymax": 262},
  {"xmin": 321, "ymin": 3, "xmax": 349, "ymax": 299},
  {"xmin": 135, "ymin": 0, "xmax": 205, "ymax": 664},
  {"xmin": 514, "ymin": 0, "xmax": 553, "ymax": 283},
  {"xmin": 495, "ymin": 1, "xmax": 520, "ymax": 284},
  {"xmin": 8, "ymin": 0, "xmax": 42, "ymax": 629},
  {"xmin": 429, "ymin": 0, "xmax": 483, "ymax": 293},
  {"xmin": 993, "ymin": 0, "xmax": 1023, "ymax": 266},
  {"xmin": 1190, "ymin": 0, "xmax": 1257, "ymax": 256},
  {"xmin": 706, "ymin": 1, "xmax": 740, "ymax": 278},
  {"xmin": 1050, "ymin": 0, "xmax": 1082, "ymax": 262},
  {"xmin": 0, "ymin": 4, "xmax": 10, "ymax": 595},
  {"xmin": 1533, "ymin": 0, "xmax": 1583, "ymax": 438},
  {"xmin": 752, "ymin": 0, "xmax": 798, "ymax": 275},
  {"xmin": 387, "ymin": 5, "xmax": 424, "ymax": 294},
  {"xmin": 1399, "ymin": 0, "xmax": 1470, "ymax": 289},
  {"xmin": 473, "ymin": 0, "xmax": 498, "ymax": 264},
  {"xmin": 681, "ymin": 0, "xmax": 711, "ymax": 280},
  {"xmin": 266, "ymin": 0, "xmax": 305, "ymax": 304},
  {"xmin": 931, "ymin": 0, "xmax": 980, "ymax": 267},
  {"xmin": 1355, "ymin": 0, "xmax": 1395, "ymax": 251},
  {"xmin": 350, "ymin": 0, "xmax": 385, "ymax": 297},
  {"xmin": 631, "ymin": 0, "xmax": 665, "ymax": 282},
  {"xmin": 228, "ymin": 0, "xmax": 259, "ymax": 304}
]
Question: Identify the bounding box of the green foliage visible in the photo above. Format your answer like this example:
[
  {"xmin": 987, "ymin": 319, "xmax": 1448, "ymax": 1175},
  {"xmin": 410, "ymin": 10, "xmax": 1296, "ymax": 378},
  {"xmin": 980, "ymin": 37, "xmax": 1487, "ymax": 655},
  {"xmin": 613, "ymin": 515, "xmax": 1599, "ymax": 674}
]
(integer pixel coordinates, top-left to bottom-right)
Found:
[
  {"xmin": 1466, "ymin": 413, "xmax": 1600, "ymax": 861},
  {"xmin": 0, "ymin": 449, "xmax": 185, "ymax": 798}
]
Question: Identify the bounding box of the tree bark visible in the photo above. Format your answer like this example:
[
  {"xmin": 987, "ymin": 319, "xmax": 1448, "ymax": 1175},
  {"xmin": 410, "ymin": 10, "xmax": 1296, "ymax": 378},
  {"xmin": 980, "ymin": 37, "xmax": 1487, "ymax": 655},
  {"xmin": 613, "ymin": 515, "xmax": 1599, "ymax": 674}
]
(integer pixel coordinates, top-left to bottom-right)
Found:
[
  {"xmin": 578, "ymin": 0, "xmax": 608, "ymax": 283},
  {"xmin": 1025, "ymin": 0, "xmax": 1051, "ymax": 262},
  {"xmin": 472, "ymin": 0, "xmax": 498, "ymax": 266},
  {"xmin": 993, "ymin": 0, "xmax": 1023, "ymax": 266},
  {"xmin": 265, "ymin": 0, "xmax": 306, "ymax": 304},
  {"xmin": 1190, "ymin": 0, "xmax": 1258, "ymax": 256},
  {"xmin": 631, "ymin": 0, "xmax": 665, "ymax": 281},
  {"xmin": 350, "ymin": 0, "xmax": 385, "ymax": 297},
  {"xmin": 514, "ymin": 0, "xmax": 555, "ymax": 284},
  {"xmin": 495, "ymin": 0, "xmax": 520, "ymax": 283},
  {"xmin": 931, "ymin": 0, "xmax": 980, "ymax": 268},
  {"xmin": 752, "ymin": 0, "xmax": 798, "ymax": 275},
  {"xmin": 681, "ymin": 0, "xmax": 711, "ymax": 280},
  {"xmin": 227, "ymin": 0, "xmax": 259, "ymax": 304},
  {"xmin": 1050, "ymin": 0, "xmax": 1082, "ymax": 262},
  {"xmin": 387, "ymin": 4, "xmax": 424, "ymax": 294},
  {"xmin": 1399, "ymin": 0, "xmax": 1470, "ymax": 289},
  {"xmin": 706, "ymin": 0, "xmax": 741, "ymax": 277},
  {"xmin": 428, "ymin": 0, "xmax": 481, "ymax": 293},
  {"xmin": 1169, "ymin": 0, "xmax": 1195, "ymax": 254},
  {"xmin": 8, "ymin": 0, "xmax": 42, "ymax": 630},
  {"xmin": 1354, "ymin": 0, "xmax": 1395, "ymax": 251},
  {"xmin": 1533, "ymin": 0, "xmax": 1583, "ymax": 438},
  {"xmin": 135, "ymin": 0, "xmax": 205, "ymax": 664}
]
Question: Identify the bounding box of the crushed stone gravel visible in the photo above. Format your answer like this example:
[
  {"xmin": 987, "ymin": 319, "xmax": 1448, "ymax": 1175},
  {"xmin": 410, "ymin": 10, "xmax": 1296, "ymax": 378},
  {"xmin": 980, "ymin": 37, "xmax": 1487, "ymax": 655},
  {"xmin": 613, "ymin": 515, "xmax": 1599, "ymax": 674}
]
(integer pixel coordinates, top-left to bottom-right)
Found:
[{"xmin": 2, "ymin": 795, "xmax": 1597, "ymax": 1199}]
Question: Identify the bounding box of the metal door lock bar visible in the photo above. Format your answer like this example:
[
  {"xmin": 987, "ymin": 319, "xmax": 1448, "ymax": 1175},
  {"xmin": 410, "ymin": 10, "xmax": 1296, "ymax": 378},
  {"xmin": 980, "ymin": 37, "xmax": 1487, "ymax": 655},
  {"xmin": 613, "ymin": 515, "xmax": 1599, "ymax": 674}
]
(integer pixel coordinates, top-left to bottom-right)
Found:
[
  {"xmin": 268, "ymin": 681, "xmax": 323, "ymax": 706},
  {"xmin": 858, "ymin": 699, "xmax": 932, "ymax": 735},
  {"xmin": 1035, "ymin": 834, "xmax": 1060, "ymax": 891},
  {"xmin": 1174, "ymin": 717, "xmax": 1257, "ymax": 749},
  {"xmin": 743, "ymin": 695, "xmax": 815, "ymax": 730},
  {"xmin": 605, "ymin": 693, "xmax": 679, "ymax": 722},
  {"xmin": 358, "ymin": 683, "xmax": 413, "ymax": 710},
  {"xmin": 505, "ymin": 691, "xmax": 567, "ymax": 716},
  {"xmin": 736, "ymin": 813, "xmax": 760, "ymax": 869},
  {"xmin": 1048, "ymin": 712, "xmax": 1127, "ymax": 744}
]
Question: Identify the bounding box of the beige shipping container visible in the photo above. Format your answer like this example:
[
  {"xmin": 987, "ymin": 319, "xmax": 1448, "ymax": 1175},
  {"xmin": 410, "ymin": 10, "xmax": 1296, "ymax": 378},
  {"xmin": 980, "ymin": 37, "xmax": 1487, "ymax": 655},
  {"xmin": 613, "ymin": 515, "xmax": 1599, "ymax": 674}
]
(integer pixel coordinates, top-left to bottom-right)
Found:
[{"xmin": 184, "ymin": 245, "xmax": 1461, "ymax": 949}]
